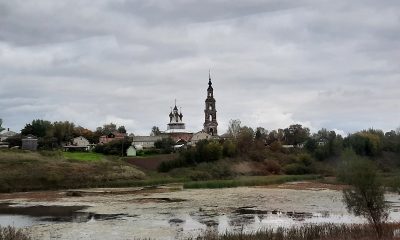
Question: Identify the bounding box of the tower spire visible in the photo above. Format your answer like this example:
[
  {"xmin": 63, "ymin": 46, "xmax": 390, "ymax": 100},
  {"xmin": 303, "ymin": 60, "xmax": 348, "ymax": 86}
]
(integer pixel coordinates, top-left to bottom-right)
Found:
[{"xmin": 208, "ymin": 69, "xmax": 212, "ymax": 86}]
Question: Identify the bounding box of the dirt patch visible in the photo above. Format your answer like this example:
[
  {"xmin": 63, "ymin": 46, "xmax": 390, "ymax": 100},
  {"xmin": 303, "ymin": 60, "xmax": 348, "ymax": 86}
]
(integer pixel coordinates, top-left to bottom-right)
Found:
[
  {"xmin": 0, "ymin": 191, "xmax": 63, "ymax": 201},
  {"xmin": 64, "ymin": 186, "xmax": 182, "ymax": 197},
  {"xmin": 125, "ymin": 154, "xmax": 178, "ymax": 170},
  {"xmin": 263, "ymin": 181, "xmax": 346, "ymax": 191},
  {"xmin": 231, "ymin": 161, "xmax": 269, "ymax": 175}
]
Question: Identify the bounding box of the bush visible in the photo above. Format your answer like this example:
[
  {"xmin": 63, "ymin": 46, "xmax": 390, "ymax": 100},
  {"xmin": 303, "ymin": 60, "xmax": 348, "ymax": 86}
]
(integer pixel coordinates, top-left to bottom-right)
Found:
[
  {"xmin": 189, "ymin": 171, "xmax": 213, "ymax": 181},
  {"xmin": 338, "ymin": 151, "xmax": 389, "ymax": 237},
  {"xmin": 265, "ymin": 160, "xmax": 281, "ymax": 174},
  {"xmin": 158, "ymin": 158, "xmax": 188, "ymax": 172},
  {"xmin": 94, "ymin": 139, "xmax": 132, "ymax": 156},
  {"xmin": 249, "ymin": 149, "xmax": 266, "ymax": 162},
  {"xmin": 283, "ymin": 163, "xmax": 311, "ymax": 175},
  {"xmin": 154, "ymin": 138, "xmax": 175, "ymax": 154},
  {"xmin": 222, "ymin": 140, "xmax": 237, "ymax": 157}
]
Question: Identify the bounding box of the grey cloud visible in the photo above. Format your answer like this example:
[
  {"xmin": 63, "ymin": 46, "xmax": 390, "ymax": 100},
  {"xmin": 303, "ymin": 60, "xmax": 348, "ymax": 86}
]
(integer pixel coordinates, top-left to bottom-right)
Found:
[{"xmin": 0, "ymin": 0, "xmax": 399, "ymax": 135}]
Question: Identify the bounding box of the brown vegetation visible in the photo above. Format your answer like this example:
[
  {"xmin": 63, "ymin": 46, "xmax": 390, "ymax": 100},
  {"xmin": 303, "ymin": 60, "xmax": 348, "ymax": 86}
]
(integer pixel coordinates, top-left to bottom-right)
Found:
[
  {"xmin": 0, "ymin": 226, "xmax": 31, "ymax": 240},
  {"xmin": 194, "ymin": 223, "xmax": 400, "ymax": 240}
]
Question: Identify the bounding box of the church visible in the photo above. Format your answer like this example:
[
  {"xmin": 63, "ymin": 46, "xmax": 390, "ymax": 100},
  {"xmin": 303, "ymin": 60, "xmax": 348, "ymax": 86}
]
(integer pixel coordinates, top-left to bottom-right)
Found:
[
  {"xmin": 131, "ymin": 72, "xmax": 220, "ymax": 150},
  {"xmin": 164, "ymin": 71, "xmax": 219, "ymax": 146}
]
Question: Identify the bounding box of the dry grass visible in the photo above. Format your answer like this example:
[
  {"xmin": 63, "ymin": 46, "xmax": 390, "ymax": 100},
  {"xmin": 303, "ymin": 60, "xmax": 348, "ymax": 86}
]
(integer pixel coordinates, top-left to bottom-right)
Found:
[
  {"xmin": 193, "ymin": 223, "xmax": 400, "ymax": 240},
  {"xmin": 0, "ymin": 226, "xmax": 31, "ymax": 240}
]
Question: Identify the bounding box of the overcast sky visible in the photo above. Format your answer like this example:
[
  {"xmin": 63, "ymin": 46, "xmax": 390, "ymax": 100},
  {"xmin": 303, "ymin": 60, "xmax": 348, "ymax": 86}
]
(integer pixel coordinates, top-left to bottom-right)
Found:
[{"xmin": 1, "ymin": 0, "xmax": 399, "ymax": 135}]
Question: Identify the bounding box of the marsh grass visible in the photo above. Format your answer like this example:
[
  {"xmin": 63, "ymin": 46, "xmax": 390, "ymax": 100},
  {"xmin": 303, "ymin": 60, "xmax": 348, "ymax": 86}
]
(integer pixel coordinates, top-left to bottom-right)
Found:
[
  {"xmin": 0, "ymin": 226, "xmax": 31, "ymax": 240},
  {"xmin": 184, "ymin": 175, "xmax": 321, "ymax": 189},
  {"xmin": 193, "ymin": 223, "xmax": 400, "ymax": 240}
]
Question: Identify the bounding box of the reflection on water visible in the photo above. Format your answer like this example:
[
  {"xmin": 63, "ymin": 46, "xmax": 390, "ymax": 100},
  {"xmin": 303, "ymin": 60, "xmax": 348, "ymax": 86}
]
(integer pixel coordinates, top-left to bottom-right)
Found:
[
  {"xmin": 0, "ymin": 203, "xmax": 130, "ymax": 228},
  {"xmin": 1, "ymin": 188, "xmax": 399, "ymax": 240}
]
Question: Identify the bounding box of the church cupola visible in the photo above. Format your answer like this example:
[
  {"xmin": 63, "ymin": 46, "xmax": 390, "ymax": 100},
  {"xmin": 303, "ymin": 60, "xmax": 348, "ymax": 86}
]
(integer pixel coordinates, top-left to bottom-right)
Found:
[
  {"xmin": 203, "ymin": 71, "xmax": 218, "ymax": 136},
  {"xmin": 167, "ymin": 100, "xmax": 185, "ymax": 130}
]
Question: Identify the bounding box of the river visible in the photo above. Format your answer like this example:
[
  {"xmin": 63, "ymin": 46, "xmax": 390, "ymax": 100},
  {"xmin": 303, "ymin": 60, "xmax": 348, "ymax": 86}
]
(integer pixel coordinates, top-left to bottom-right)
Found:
[{"xmin": 0, "ymin": 182, "xmax": 399, "ymax": 239}]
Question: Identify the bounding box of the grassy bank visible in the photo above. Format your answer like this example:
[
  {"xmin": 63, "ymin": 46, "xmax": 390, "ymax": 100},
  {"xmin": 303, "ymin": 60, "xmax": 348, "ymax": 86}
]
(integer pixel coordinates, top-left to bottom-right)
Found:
[
  {"xmin": 193, "ymin": 223, "xmax": 400, "ymax": 240},
  {"xmin": 0, "ymin": 149, "xmax": 145, "ymax": 192},
  {"xmin": 184, "ymin": 175, "xmax": 321, "ymax": 189}
]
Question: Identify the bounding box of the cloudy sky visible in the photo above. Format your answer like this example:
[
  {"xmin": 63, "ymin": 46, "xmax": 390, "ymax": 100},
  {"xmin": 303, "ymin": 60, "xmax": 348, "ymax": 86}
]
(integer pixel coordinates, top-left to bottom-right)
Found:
[{"xmin": 1, "ymin": 0, "xmax": 399, "ymax": 135}]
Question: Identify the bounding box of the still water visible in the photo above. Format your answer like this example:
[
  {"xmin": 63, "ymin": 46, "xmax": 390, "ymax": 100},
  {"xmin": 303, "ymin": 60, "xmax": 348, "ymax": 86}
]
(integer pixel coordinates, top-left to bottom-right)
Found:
[{"xmin": 0, "ymin": 186, "xmax": 399, "ymax": 239}]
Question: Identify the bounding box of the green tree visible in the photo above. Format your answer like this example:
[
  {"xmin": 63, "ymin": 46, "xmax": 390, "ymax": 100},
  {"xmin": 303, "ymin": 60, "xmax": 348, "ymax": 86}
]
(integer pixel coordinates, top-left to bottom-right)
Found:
[
  {"xmin": 237, "ymin": 126, "xmax": 254, "ymax": 155},
  {"xmin": 117, "ymin": 126, "xmax": 127, "ymax": 134},
  {"xmin": 0, "ymin": 119, "xmax": 5, "ymax": 132},
  {"xmin": 53, "ymin": 121, "xmax": 75, "ymax": 145},
  {"xmin": 222, "ymin": 140, "xmax": 237, "ymax": 157},
  {"xmin": 283, "ymin": 124, "xmax": 310, "ymax": 145},
  {"xmin": 345, "ymin": 130, "xmax": 383, "ymax": 156},
  {"xmin": 96, "ymin": 123, "xmax": 117, "ymax": 135},
  {"xmin": 255, "ymin": 127, "xmax": 267, "ymax": 140},
  {"xmin": 21, "ymin": 119, "xmax": 53, "ymax": 137},
  {"xmin": 154, "ymin": 138, "xmax": 175, "ymax": 153},
  {"xmin": 150, "ymin": 126, "xmax": 161, "ymax": 136},
  {"xmin": 338, "ymin": 150, "xmax": 389, "ymax": 238}
]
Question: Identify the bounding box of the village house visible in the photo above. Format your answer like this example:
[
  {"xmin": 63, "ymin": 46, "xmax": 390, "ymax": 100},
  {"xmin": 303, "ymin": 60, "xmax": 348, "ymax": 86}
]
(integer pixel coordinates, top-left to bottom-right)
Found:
[
  {"xmin": 63, "ymin": 136, "xmax": 93, "ymax": 151},
  {"xmin": 131, "ymin": 136, "xmax": 162, "ymax": 149},
  {"xmin": 99, "ymin": 132, "xmax": 126, "ymax": 144},
  {"xmin": 126, "ymin": 144, "xmax": 137, "ymax": 156},
  {"xmin": 189, "ymin": 130, "xmax": 212, "ymax": 146},
  {"xmin": 0, "ymin": 128, "xmax": 18, "ymax": 142},
  {"xmin": 21, "ymin": 134, "xmax": 38, "ymax": 151}
]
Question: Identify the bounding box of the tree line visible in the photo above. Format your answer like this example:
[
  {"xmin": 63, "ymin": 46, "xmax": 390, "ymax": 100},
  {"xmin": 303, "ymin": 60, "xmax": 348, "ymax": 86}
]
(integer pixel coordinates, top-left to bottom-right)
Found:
[{"xmin": 1, "ymin": 119, "xmax": 128, "ymax": 149}]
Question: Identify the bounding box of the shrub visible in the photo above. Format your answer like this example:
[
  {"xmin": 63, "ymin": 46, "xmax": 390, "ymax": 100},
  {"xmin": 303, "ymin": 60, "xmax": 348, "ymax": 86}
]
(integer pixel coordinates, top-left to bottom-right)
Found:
[
  {"xmin": 283, "ymin": 163, "xmax": 311, "ymax": 175},
  {"xmin": 248, "ymin": 149, "xmax": 266, "ymax": 162},
  {"xmin": 269, "ymin": 141, "xmax": 282, "ymax": 152},
  {"xmin": 94, "ymin": 139, "xmax": 132, "ymax": 156},
  {"xmin": 265, "ymin": 160, "xmax": 281, "ymax": 174},
  {"xmin": 158, "ymin": 158, "xmax": 188, "ymax": 172},
  {"xmin": 338, "ymin": 153, "xmax": 389, "ymax": 238},
  {"xmin": 222, "ymin": 140, "xmax": 237, "ymax": 157},
  {"xmin": 189, "ymin": 171, "xmax": 213, "ymax": 181}
]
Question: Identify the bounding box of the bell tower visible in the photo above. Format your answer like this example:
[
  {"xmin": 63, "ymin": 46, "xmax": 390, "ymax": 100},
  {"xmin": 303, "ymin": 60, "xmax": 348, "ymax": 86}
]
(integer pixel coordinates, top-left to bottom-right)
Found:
[{"xmin": 203, "ymin": 71, "xmax": 218, "ymax": 136}]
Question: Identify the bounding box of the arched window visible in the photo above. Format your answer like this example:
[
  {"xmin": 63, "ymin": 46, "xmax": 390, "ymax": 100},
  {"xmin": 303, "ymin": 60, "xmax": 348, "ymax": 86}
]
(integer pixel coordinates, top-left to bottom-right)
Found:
[
  {"xmin": 209, "ymin": 105, "xmax": 212, "ymax": 110},
  {"xmin": 209, "ymin": 115, "xmax": 212, "ymax": 121}
]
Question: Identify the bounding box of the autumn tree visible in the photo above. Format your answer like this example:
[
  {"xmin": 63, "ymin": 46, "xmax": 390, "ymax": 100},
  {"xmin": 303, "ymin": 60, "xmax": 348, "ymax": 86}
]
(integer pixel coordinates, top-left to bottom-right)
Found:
[{"xmin": 74, "ymin": 126, "xmax": 98, "ymax": 143}]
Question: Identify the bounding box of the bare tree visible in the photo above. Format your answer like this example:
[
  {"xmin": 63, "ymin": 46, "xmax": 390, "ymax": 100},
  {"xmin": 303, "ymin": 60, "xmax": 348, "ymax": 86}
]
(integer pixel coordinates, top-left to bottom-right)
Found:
[{"xmin": 227, "ymin": 119, "xmax": 241, "ymax": 139}]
